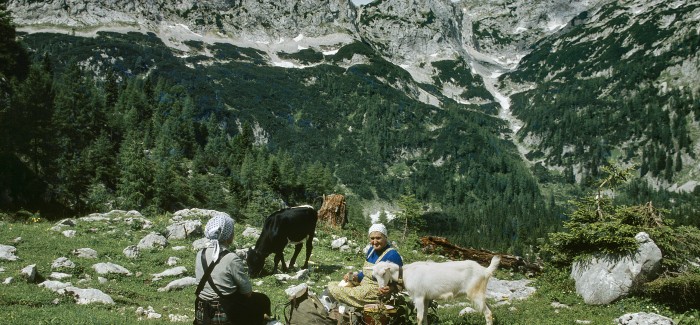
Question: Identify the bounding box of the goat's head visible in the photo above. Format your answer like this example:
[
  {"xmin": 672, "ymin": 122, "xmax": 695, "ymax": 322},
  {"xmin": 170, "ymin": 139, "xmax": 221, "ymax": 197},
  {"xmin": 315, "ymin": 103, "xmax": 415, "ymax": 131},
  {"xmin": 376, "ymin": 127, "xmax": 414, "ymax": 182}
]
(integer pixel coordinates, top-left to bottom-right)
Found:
[
  {"xmin": 246, "ymin": 248, "xmax": 264, "ymax": 277},
  {"xmin": 372, "ymin": 261, "xmax": 400, "ymax": 288}
]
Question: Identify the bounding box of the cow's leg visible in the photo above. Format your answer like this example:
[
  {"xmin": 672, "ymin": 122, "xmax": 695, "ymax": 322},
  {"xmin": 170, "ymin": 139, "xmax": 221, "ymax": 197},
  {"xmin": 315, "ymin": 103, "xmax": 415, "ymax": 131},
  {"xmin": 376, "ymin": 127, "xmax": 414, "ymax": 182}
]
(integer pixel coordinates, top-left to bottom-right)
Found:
[
  {"xmin": 288, "ymin": 243, "xmax": 303, "ymax": 270},
  {"xmin": 273, "ymin": 251, "xmax": 287, "ymax": 273},
  {"xmin": 302, "ymin": 235, "xmax": 314, "ymax": 269}
]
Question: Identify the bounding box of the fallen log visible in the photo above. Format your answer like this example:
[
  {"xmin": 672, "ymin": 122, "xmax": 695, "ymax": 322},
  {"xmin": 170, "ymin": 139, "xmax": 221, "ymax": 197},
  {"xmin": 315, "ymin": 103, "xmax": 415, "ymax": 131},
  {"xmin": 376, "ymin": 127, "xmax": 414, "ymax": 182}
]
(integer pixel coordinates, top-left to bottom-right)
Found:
[{"xmin": 420, "ymin": 236, "xmax": 542, "ymax": 274}]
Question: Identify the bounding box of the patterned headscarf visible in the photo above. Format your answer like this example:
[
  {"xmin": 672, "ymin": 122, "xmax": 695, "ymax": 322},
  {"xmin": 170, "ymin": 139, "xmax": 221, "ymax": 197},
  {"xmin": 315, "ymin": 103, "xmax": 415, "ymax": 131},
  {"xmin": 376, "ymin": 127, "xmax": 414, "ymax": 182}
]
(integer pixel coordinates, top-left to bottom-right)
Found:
[{"xmin": 204, "ymin": 214, "xmax": 234, "ymax": 261}]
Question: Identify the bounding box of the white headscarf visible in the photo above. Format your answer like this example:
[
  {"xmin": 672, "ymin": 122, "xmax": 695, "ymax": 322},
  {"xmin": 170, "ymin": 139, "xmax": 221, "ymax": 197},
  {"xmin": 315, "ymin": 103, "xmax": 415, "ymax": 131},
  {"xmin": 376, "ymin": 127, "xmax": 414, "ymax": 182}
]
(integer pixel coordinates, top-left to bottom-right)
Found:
[
  {"xmin": 204, "ymin": 214, "xmax": 235, "ymax": 261},
  {"xmin": 368, "ymin": 223, "xmax": 388, "ymax": 238}
]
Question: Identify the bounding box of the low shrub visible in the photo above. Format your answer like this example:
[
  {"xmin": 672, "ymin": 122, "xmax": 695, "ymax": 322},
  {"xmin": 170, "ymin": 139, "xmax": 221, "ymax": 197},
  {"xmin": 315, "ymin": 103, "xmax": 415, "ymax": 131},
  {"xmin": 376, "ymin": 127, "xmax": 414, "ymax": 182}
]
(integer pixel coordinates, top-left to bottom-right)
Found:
[{"xmin": 643, "ymin": 272, "xmax": 700, "ymax": 311}]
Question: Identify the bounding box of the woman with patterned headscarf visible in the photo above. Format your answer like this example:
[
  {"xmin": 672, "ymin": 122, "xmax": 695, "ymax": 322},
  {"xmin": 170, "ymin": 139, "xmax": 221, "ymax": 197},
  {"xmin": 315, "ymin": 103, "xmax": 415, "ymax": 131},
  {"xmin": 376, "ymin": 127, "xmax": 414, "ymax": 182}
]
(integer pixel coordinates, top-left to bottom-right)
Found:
[
  {"xmin": 326, "ymin": 223, "xmax": 404, "ymax": 308},
  {"xmin": 194, "ymin": 214, "xmax": 271, "ymax": 325}
]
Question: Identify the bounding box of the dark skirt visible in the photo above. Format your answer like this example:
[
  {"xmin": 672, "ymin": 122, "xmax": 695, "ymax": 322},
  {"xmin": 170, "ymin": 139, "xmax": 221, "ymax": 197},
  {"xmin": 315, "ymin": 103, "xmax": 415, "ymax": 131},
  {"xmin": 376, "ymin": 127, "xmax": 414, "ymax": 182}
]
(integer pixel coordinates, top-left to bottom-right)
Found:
[{"xmin": 195, "ymin": 292, "xmax": 271, "ymax": 325}]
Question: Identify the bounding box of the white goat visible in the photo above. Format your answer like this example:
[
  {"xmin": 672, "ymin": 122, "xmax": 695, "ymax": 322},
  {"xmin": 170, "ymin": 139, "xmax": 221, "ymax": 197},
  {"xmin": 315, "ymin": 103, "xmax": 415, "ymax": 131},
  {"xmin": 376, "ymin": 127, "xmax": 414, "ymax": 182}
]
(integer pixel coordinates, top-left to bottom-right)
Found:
[{"xmin": 373, "ymin": 255, "xmax": 501, "ymax": 325}]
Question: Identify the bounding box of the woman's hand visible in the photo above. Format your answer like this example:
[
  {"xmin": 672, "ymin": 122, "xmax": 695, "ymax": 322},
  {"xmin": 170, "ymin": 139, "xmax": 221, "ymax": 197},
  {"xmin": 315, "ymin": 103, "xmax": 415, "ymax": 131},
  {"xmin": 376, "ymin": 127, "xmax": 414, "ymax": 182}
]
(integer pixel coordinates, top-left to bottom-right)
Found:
[
  {"xmin": 378, "ymin": 286, "xmax": 391, "ymax": 296},
  {"xmin": 343, "ymin": 272, "xmax": 358, "ymax": 282}
]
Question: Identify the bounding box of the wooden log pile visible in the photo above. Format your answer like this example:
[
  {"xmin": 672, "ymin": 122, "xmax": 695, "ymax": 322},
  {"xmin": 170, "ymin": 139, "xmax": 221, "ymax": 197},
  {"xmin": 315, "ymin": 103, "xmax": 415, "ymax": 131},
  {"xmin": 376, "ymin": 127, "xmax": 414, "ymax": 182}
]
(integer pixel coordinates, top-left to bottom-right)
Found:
[
  {"xmin": 420, "ymin": 236, "xmax": 542, "ymax": 274},
  {"xmin": 317, "ymin": 194, "xmax": 347, "ymax": 228}
]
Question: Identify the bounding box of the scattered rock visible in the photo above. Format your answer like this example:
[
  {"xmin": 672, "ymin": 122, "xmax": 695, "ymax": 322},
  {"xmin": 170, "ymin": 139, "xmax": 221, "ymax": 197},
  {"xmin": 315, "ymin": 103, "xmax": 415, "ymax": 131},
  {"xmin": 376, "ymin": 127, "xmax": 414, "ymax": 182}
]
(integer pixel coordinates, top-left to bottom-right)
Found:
[
  {"xmin": 274, "ymin": 269, "xmax": 309, "ymax": 282},
  {"xmin": 137, "ymin": 232, "xmax": 168, "ymax": 250},
  {"xmin": 3, "ymin": 277, "xmax": 13, "ymax": 284},
  {"xmin": 152, "ymin": 266, "xmax": 187, "ymax": 281},
  {"xmin": 459, "ymin": 306, "xmax": 476, "ymax": 316},
  {"xmin": 21, "ymin": 264, "xmax": 38, "ymax": 283},
  {"xmin": 62, "ymin": 230, "xmax": 76, "ymax": 237},
  {"xmin": 65, "ymin": 287, "xmax": 114, "ymax": 304},
  {"xmin": 615, "ymin": 312, "xmax": 674, "ymax": 325},
  {"xmin": 551, "ymin": 302, "xmax": 570, "ymax": 309},
  {"xmin": 192, "ymin": 238, "xmax": 209, "ymax": 251},
  {"xmin": 49, "ymin": 272, "xmax": 72, "ymax": 280},
  {"xmin": 285, "ymin": 283, "xmax": 308, "ymax": 299},
  {"xmin": 169, "ymin": 314, "xmax": 190, "ymax": 322},
  {"xmin": 167, "ymin": 256, "xmax": 180, "ymax": 266},
  {"xmin": 73, "ymin": 248, "xmax": 98, "ymax": 259},
  {"xmin": 39, "ymin": 280, "xmax": 72, "ymax": 294},
  {"xmin": 331, "ymin": 237, "xmax": 347, "ymax": 249},
  {"xmin": 157, "ymin": 277, "xmax": 197, "ymax": 292},
  {"xmin": 123, "ymin": 245, "xmax": 140, "ymax": 258},
  {"xmin": 166, "ymin": 220, "xmax": 203, "ymax": 240},
  {"xmin": 487, "ymin": 278, "xmax": 536, "ymax": 301},
  {"xmin": 92, "ymin": 262, "xmax": 132, "ymax": 276},
  {"xmin": 173, "ymin": 208, "xmax": 229, "ymax": 221},
  {"xmin": 55, "ymin": 219, "xmax": 76, "ymax": 227},
  {"xmin": 125, "ymin": 216, "xmax": 152, "ymax": 229},
  {"xmin": 51, "ymin": 257, "xmax": 76, "ymax": 270},
  {"xmin": 136, "ymin": 306, "xmax": 162, "ymax": 319},
  {"xmin": 0, "ymin": 245, "xmax": 19, "ymax": 261},
  {"xmin": 243, "ymin": 226, "xmax": 261, "ymax": 239}
]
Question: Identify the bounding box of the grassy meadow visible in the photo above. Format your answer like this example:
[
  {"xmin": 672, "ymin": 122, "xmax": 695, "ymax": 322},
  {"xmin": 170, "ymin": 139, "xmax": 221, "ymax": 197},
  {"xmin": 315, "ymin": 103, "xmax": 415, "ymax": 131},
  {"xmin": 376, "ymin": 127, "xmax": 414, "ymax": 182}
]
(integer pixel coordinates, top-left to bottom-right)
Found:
[{"xmin": 0, "ymin": 213, "xmax": 698, "ymax": 325}]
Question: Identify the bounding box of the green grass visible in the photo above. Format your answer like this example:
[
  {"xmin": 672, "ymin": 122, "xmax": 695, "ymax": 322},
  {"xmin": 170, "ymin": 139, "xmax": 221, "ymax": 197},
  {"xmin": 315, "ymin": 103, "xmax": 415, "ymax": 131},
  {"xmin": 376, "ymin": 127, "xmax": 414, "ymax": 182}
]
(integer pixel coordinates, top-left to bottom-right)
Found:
[{"xmin": 0, "ymin": 217, "xmax": 695, "ymax": 324}]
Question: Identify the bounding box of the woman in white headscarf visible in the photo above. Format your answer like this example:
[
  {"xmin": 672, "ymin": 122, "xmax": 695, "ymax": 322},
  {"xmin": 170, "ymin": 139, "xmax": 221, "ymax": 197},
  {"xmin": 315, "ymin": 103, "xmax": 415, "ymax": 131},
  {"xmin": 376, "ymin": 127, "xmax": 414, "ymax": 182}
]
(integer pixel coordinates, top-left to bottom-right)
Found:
[
  {"xmin": 326, "ymin": 223, "xmax": 404, "ymax": 308},
  {"xmin": 194, "ymin": 214, "xmax": 271, "ymax": 325}
]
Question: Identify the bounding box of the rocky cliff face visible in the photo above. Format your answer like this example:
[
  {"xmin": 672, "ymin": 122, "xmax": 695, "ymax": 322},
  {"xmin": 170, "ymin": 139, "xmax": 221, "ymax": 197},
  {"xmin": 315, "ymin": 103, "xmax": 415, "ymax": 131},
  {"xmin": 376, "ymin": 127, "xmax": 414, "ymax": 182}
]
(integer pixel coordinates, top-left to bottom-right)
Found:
[{"xmin": 6, "ymin": 0, "xmax": 605, "ymax": 72}]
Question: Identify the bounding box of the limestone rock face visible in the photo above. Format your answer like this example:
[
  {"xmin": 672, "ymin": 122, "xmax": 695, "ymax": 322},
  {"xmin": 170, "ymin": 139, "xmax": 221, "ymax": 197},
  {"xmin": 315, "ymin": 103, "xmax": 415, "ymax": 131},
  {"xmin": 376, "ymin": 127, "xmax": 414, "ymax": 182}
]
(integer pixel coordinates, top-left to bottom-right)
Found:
[
  {"xmin": 6, "ymin": 0, "xmax": 605, "ymax": 70},
  {"xmin": 571, "ymin": 232, "xmax": 663, "ymax": 305}
]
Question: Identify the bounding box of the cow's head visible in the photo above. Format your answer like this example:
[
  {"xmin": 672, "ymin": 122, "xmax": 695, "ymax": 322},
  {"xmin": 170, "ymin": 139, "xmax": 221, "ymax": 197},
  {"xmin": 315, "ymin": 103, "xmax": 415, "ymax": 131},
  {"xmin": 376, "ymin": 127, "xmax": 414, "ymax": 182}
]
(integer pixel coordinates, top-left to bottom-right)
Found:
[{"xmin": 246, "ymin": 248, "xmax": 264, "ymax": 277}]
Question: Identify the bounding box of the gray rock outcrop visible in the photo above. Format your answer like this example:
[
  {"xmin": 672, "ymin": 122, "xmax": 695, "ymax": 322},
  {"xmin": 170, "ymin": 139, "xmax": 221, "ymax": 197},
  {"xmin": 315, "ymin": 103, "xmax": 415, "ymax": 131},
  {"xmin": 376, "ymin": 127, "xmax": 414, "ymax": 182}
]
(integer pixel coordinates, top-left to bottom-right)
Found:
[
  {"xmin": 20, "ymin": 264, "xmax": 37, "ymax": 283},
  {"xmin": 615, "ymin": 312, "xmax": 674, "ymax": 325},
  {"xmin": 65, "ymin": 287, "xmax": 115, "ymax": 304},
  {"xmin": 152, "ymin": 266, "xmax": 187, "ymax": 281},
  {"xmin": 157, "ymin": 276, "xmax": 197, "ymax": 292},
  {"xmin": 571, "ymin": 232, "xmax": 663, "ymax": 305},
  {"xmin": 166, "ymin": 219, "xmax": 202, "ymax": 240},
  {"xmin": 51, "ymin": 257, "xmax": 76, "ymax": 270},
  {"xmin": 92, "ymin": 262, "xmax": 132, "ymax": 276},
  {"xmin": 137, "ymin": 232, "xmax": 168, "ymax": 250},
  {"xmin": 73, "ymin": 248, "xmax": 98, "ymax": 259},
  {"xmin": 123, "ymin": 245, "xmax": 140, "ymax": 258},
  {"xmin": 0, "ymin": 245, "xmax": 19, "ymax": 261}
]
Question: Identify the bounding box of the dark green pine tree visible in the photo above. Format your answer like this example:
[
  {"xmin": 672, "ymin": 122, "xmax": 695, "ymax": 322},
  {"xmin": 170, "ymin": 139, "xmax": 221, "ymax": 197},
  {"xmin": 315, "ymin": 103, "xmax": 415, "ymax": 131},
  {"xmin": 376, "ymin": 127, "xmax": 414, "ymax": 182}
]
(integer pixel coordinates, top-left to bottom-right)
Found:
[
  {"xmin": 229, "ymin": 121, "xmax": 254, "ymax": 168},
  {"xmin": 0, "ymin": 6, "xmax": 29, "ymax": 87},
  {"xmin": 51, "ymin": 65, "xmax": 108, "ymax": 211},
  {"xmin": 9, "ymin": 63, "xmax": 55, "ymax": 174},
  {"xmin": 0, "ymin": 6, "xmax": 30, "ymax": 153},
  {"xmin": 117, "ymin": 132, "xmax": 153, "ymax": 210}
]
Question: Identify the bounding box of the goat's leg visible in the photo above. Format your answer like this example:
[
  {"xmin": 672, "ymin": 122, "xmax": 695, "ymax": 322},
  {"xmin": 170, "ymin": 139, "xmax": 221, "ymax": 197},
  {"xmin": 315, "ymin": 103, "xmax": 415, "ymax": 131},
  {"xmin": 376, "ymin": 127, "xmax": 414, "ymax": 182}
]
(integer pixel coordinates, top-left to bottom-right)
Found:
[
  {"xmin": 472, "ymin": 294, "xmax": 493, "ymax": 325},
  {"xmin": 414, "ymin": 297, "xmax": 426, "ymax": 325},
  {"xmin": 288, "ymin": 243, "xmax": 303, "ymax": 269}
]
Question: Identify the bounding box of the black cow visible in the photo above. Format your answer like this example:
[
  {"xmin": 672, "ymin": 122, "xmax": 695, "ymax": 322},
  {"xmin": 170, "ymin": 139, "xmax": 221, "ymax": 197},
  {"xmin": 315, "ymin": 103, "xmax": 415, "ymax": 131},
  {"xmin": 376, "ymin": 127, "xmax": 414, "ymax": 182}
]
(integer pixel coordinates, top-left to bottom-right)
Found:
[{"xmin": 246, "ymin": 205, "xmax": 317, "ymax": 277}]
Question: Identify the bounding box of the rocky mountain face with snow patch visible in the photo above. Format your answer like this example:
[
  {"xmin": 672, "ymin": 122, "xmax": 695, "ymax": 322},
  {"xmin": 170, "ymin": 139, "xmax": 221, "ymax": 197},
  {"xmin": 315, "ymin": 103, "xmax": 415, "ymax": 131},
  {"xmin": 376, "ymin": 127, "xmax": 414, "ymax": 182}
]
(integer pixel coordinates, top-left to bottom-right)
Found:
[
  {"xmin": 7, "ymin": 0, "xmax": 603, "ymax": 73},
  {"xmin": 5, "ymin": 0, "xmax": 700, "ymax": 192}
]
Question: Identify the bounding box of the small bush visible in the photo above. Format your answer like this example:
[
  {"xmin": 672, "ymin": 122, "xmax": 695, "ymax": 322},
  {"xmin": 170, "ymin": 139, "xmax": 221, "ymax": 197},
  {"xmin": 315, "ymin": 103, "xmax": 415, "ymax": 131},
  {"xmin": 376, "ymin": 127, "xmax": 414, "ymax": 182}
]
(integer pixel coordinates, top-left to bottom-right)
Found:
[{"xmin": 643, "ymin": 272, "xmax": 700, "ymax": 311}]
